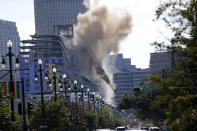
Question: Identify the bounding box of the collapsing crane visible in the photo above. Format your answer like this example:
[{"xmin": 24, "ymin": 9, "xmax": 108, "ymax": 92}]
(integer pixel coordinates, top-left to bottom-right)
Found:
[{"xmin": 80, "ymin": 47, "xmax": 115, "ymax": 91}]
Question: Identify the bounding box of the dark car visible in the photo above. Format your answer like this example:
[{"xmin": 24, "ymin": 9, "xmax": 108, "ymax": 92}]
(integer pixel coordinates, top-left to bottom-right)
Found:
[{"xmin": 141, "ymin": 127, "xmax": 149, "ymax": 131}]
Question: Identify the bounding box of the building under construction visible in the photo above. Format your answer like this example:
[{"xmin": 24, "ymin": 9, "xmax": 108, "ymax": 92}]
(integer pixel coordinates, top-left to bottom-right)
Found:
[{"xmin": 20, "ymin": 31, "xmax": 97, "ymax": 93}]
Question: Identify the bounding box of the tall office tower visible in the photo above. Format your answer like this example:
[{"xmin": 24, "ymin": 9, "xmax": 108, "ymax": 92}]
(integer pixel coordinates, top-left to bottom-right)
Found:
[
  {"xmin": 105, "ymin": 54, "xmax": 150, "ymax": 103},
  {"xmin": 34, "ymin": 0, "xmax": 89, "ymax": 35},
  {"xmin": 105, "ymin": 54, "xmax": 132, "ymax": 72},
  {"xmin": 113, "ymin": 68, "xmax": 150, "ymax": 103},
  {"xmin": 0, "ymin": 19, "xmax": 20, "ymax": 59},
  {"xmin": 149, "ymin": 51, "xmax": 181, "ymax": 74},
  {"xmin": 0, "ymin": 19, "xmax": 20, "ymax": 82}
]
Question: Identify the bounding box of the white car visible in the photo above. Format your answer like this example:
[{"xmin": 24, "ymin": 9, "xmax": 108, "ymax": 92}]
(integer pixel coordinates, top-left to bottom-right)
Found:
[
  {"xmin": 116, "ymin": 127, "xmax": 127, "ymax": 131},
  {"xmin": 148, "ymin": 127, "xmax": 160, "ymax": 131},
  {"xmin": 126, "ymin": 129, "xmax": 146, "ymax": 131}
]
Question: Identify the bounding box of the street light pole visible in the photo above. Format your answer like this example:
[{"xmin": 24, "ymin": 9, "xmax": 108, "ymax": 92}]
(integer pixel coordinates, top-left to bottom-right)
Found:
[
  {"xmin": 1, "ymin": 40, "xmax": 20, "ymax": 128},
  {"xmin": 87, "ymin": 88, "xmax": 90, "ymax": 110},
  {"xmin": 37, "ymin": 59, "xmax": 47, "ymax": 130},
  {"xmin": 97, "ymin": 94, "xmax": 100, "ymax": 112},
  {"xmin": 74, "ymin": 80, "xmax": 78, "ymax": 103},
  {"xmin": 92, "ymin": 92, "xmax": 95, "ymax": 111},
  {"xmin": 81, "ymin": 85, "xmax": 84, "ymax": 112},
  {"xmin": 63, "ymin": 74, "xmax": 67, "ymax": 100},
  {"xmin": 52, "ymin": 67, "xmax": 57, "ymax": 102},
  {"xmin": 7, "ymin": 40, "xmax": 15, "ymax": 123}
]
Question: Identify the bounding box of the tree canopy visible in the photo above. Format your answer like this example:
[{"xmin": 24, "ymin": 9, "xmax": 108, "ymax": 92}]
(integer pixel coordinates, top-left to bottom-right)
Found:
[{"xmin": 118, "ymin": 0, "xmax": 197, "ymax": 129}]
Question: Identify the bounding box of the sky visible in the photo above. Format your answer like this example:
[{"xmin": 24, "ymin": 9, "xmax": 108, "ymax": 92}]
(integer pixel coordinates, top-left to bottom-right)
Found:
[{"xmin": 0, "ymin": 0, "xmax": 168, "ymax": 69}]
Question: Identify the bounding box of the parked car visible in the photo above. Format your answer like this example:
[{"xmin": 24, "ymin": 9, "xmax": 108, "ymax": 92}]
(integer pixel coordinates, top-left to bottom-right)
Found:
[
  {"xmin": 126, "ymin": 129, "xmax": 146, "ymax": 131},
  {"xmin": 148, "ymin": 127, "xmax": 160, "ymax": 131},
  {"xmin": 116, "ymin": 126, "xmax": 127, "ymax": 131},
  {"xmin": 141, "ymin": 127, "xmax": 149, "ymax": 131}
]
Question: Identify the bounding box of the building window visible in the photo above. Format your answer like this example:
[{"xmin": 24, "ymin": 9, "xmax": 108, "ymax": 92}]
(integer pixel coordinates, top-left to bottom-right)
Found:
[{"xmin": 45, "ymin": 59, "xmax": 49, "ymax": 63}]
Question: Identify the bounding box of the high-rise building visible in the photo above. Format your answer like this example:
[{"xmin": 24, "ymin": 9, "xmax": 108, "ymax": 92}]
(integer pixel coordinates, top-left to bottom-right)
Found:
[
  {"xmin": 105, "ymin": 54, "xmax": 150, "ymax": 103},
  {"xmin": 149, "ymin": 51, "xmax": 181, "ymax": 74},
  {"xmin": 20, "ymin": 35, "xmax": 77, "ymax": 91},
  {"xmin": 106, "ymin": 54, "xmax": 132, "ymax": 72},
  {"xmin": 133, "ymin": 68, "xmax": 150, "ymax": 87},
  {"xmin": 113, "ymin": 72, "xmax": 134, "ymax": 101},
  {"xmin": 0, "ymin": 19, "xmax": 20, "ymax": 81},
  {"xmin": 34, "ymin": 0, "xmax": 89, "ymax": 35},
  {"xmin": 113, "ymin": 68, "xmax": 150, "ymax": 103},
  {"xmin": 0, "ymin": 19, "xmax": 20, "ymax": 63}
]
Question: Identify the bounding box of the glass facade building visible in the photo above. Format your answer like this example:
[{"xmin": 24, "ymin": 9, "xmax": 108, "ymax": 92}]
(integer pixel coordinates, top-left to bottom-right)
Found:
[
  {"xmin": 0, "ymin": 19, "xmax": 20, "ymax": 82},
  {"xmin": 0, "ymin": 19, "xmax": 20, "ymax": 68},
  {"xmin": 34, "ymin": 0, "xmax": 89, "ymax": 35},
  {"xmin": 106, "ymin": 54, "xmax": 150, "ymax": 103},
  {"xmin": 150, "ymin": 51, "xmax": 181, "ymax": 74},
  {"xmin": 113, "ymin": 68, "xmax": 150, "ymax": 103}
]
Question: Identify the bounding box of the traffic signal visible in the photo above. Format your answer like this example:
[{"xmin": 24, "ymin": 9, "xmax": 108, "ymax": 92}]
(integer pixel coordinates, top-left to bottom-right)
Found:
[
  {"xmin": 28, "ymin": 103, "xmax": 33, "ymax": 114},
  {"xmin": 170, "ymin": 86, "xmax": 174, "ymax": 90},
  {"xmin": 134, "ymin": 87, "xmax": 143, "ymax": 92},
  {"xmin": 134, "ymin": 87, "xmax": 140, "ymax": 92}
]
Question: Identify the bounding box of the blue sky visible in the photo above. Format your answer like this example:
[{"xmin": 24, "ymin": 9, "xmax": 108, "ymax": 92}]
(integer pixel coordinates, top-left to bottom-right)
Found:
[{"xmin": 0, "ymin": 0, "xmax": 168, "ymax": 68}]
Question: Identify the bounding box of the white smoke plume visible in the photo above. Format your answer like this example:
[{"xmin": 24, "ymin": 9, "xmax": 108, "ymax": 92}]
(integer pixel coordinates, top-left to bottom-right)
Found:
[{"xmin": 74, "ymin": 4, "xmax": 132, "ymax": 103}]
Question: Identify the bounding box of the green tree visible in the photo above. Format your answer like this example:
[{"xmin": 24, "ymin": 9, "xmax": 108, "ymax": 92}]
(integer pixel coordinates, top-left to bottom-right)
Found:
[
  {"xmin": 118, "ymin": 86, "xmax": 165, "ymax": 123},
  {"xmin": 83, "ymin": 109, "xmax": 97, "ymax": 131},
  {"xmin": 118, "ymin": 0, "xmax": 197, "ymax": 129},
  {"xmin": 30, "ymin": 101, "xmax": 70, "ymax": 131},
  {"xmin": 97, "ymin": 107, "xmax": 114, "ymax": 129},
  {"xmin": 113, "ymin": 117, "xmax": 127, "ymax": 128},
  {"xmin": 0, "ymin": 87, "xmax": 21, "ymax": 130},
  {"xmin": 153, "ymin": 0, "xmax": 197, "ymax": 129},
  {"xmin": 68, "ymin": 102, "xmax": 86, "ymax": 131},
  {"xmin": 166, "ymin": 95, "xmax": 197, "ymax": 130}
]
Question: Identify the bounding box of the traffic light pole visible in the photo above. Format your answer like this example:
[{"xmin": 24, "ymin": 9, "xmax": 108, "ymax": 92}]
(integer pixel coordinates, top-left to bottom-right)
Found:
[{"xmin": 21, "ymin": 77, "xmax": 27, "ymax": 131}]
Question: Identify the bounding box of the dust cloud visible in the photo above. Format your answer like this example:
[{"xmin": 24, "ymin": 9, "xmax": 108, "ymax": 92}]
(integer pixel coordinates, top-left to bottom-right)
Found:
[{"xmin": 74, "ymin": 4, "xmax": 132, "ymax": 103}]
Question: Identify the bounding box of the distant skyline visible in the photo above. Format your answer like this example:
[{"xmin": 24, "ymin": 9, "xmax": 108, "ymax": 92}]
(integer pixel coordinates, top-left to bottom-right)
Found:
[{"xmin": 0, "ymin": 0, "xmax": 169, "ymax": 69}]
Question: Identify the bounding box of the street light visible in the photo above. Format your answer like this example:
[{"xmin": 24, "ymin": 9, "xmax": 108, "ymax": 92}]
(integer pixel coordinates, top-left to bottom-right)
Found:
[
  {"xmin": 52, "ymin": 67, "xmax": 57, "ymax": 102},
  {"xmin": 36, "ymin": 58, "xmax": 47, "ymax": 130},
  {"xmin": 87, "ymin": 88, "xmax": 90, "ymax": 110},
  {"xmin": 99, "ymin": 96, "xmax": 103, "ymax": 108},
  {"xmin": 44, "ymin": 72, "xmax": 48, "ymax": 80},
  {"xmin": 1, "ymin": 56, "xmax": 6, "ymax": 68},
  {"xmin": 74, "ymin": 80, "xmax": 78, "ymax": 103},
  {"xmin": 63, "ymin": 74, "xmax": 67, "ymax": 99},
  {"xmin": 49, "ymin": 80, "xmax": 52, "ymax": 87},
  {"xmin": 92, "ymin": 92, "xmax": 96, "ymax": 111},
  {"xmin": 1, "ymin": 40, "xmax": 20, "ymax": 127},
  {"xmin": 58, "ymin": 79, "xmax": 61, "ymax": 87},
  {"xmin": 15, "ymin": 57, "xmax": 19, "ymax": 68},
  {"xmin": 97, "ymin": 94, "xmax": 100, "ymax": 111},
  {"xmin": 7, "ymin": 39, "xmax": 12, "ymax": 47},
  {"xmin": 68, "ymin": 86, "xmax": 71, "ymax": 101},
  {"xmin": 81, "ymin": 85, "xmax": 84, "ymax": 112},
  {"xmin": 35, "ymin": 74, "xmax": 38, "ymax": 81}
]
